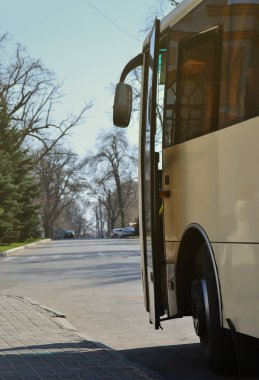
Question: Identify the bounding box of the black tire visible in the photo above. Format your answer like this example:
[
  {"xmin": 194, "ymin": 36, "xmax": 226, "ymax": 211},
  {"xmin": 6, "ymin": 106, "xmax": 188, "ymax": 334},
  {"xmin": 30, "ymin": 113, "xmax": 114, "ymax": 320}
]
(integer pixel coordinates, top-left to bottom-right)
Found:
[
  {"xmin": 191, "ymin": 244, "xmax": 236, "ymax": 374},
  {"xmin": 113, "ymin": 234, "xmax": 118, "ymax": 239}
]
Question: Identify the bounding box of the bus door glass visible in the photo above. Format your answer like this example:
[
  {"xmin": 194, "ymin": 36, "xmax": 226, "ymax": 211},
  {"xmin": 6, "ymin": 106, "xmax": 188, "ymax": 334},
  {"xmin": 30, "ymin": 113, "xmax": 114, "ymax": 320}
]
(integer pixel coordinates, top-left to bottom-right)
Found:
[{"xmin": 142, "ymin": 19, "xmax": 165, "ymax": 328}]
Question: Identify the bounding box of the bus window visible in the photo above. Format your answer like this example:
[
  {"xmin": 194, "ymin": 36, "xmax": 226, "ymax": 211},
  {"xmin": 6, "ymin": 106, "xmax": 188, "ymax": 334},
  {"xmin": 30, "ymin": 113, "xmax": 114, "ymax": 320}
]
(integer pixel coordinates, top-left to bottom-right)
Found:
[
  {"xmin": 164, "ymin": 39, "xmax": 177, "ymax": 147},
  {"xmin": 175, "ymin": 28, "xmax": 222, "ymax": 144},
  {"xmin": 218, "ymin": 3, "xmax": 259, "ymax": 126},
  {"xmin": 156, "ymin": 47, "xmax": 167, "ymax": 168}
]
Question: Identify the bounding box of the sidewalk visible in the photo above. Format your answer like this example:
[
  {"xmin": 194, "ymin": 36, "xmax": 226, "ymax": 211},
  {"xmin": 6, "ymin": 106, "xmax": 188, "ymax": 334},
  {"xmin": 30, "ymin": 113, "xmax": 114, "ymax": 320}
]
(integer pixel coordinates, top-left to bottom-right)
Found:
[{"xmin": 0, "ymin": 294, "xmax": 160, "ymax": 380}]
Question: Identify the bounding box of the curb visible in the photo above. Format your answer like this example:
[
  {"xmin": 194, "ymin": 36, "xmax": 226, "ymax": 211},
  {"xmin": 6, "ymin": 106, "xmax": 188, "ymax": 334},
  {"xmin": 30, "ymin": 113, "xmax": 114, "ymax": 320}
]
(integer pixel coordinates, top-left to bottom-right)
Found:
[
  {"xmin": 0, "ymin": 239, "xmax": 51, "ymax": 257},
  {"xmin": 4, "ymin": 295, "xmax": 66, "ymax": 318}
]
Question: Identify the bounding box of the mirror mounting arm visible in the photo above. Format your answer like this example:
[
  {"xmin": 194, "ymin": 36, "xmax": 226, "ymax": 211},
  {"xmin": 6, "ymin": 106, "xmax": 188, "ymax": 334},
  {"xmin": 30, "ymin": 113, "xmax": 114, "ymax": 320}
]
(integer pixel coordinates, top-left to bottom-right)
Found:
[{"xmin": 120, "ymin": 53, "xmax": 143, "ymax": 83}]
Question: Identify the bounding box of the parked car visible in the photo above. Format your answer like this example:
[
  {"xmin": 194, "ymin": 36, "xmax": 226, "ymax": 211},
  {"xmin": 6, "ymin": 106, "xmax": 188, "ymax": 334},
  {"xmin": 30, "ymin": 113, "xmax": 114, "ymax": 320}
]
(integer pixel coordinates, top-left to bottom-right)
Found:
[
  {"xmin": 54, "ymin": 228, "xmax": 75, "ymax": 239},
  {"xmin": 64, "ymin": 230, "xmax": 75, "ymax": 239},
  {"xmin": 123, "ymin": 227, "xmax": 136, "ymax": 236},
  {"xmin": 111, "ymin": 227, "xmax": 135, "ymax": 238}
]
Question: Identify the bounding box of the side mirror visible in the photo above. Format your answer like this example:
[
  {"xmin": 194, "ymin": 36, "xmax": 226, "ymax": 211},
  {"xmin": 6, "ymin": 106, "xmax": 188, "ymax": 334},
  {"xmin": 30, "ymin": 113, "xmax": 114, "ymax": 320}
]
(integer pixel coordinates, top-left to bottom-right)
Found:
[{"xmin": 113, "ymin": 82, "xmax": 132, "ymax": 128}]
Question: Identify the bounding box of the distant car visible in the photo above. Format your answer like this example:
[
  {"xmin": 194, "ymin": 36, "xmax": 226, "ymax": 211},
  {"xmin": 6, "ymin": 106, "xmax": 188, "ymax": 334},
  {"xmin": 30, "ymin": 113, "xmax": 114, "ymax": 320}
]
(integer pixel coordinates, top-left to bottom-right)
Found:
[
  {"xmin": 111, "ymin": 227, "xmax": 135, "ymax": 238},
  {"xmin": 111, "ymin": 228, "xmax": 124, "ymax": 238},
  {"xmin": 123, "ymin": 227, "xmax": 136, "ymax": 236},
  {"xmin": 54, "ymin": 228, "xmax": 75, "ymax": 239},
  {"xmin": 64, "ymin": 230, "xmax": 75, "ymax": 239}
]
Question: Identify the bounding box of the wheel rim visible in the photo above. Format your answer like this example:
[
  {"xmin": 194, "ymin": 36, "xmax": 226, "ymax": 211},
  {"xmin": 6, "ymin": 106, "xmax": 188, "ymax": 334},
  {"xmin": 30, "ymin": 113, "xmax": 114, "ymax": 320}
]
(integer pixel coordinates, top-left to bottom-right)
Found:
[
  {"xmin": 191, "ymin": 276, "xmax": 210, "ymax": 338},
  {"xmin": 200, "ymin": 276, "xmax": 210, "ymax": 337}
]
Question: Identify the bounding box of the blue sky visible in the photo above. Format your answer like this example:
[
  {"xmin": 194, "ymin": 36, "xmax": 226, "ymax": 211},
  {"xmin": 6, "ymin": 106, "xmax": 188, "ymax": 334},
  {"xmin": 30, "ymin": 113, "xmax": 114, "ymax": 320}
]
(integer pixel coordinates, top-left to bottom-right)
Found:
[{"xmin": 0, "ymin": 0, "xmax": 172, "ymax": 155}]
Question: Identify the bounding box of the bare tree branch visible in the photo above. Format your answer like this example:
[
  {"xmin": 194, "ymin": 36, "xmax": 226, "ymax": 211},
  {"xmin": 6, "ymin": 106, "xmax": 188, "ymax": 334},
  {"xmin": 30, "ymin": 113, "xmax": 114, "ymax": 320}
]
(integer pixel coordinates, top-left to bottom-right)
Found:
[
  {"xmin": 36, "ymin": 147, "xmax": 87, "ymax": 237},
  {"xmin": 84, "ymin": 128, "xmax": 137, "ymax": 231},
  {"xmin": 0, "ymin": 34, "xmax": 93, "ymax": 158}
]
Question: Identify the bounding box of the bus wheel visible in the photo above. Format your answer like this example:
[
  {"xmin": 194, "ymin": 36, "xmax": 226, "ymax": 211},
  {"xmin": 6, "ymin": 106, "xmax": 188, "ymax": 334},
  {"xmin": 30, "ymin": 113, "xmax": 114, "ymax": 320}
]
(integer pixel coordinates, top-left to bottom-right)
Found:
[{"xmin": 191, "ymin": 244, "xmax": 236, "ymax": 374}]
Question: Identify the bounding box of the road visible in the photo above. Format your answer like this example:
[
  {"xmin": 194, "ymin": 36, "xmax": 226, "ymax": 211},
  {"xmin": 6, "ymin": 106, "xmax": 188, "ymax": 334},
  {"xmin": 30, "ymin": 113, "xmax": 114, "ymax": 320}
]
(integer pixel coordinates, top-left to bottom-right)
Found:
[{"xmin": 0, "ymin": 239, "xmax": 238, "ymax": 380}]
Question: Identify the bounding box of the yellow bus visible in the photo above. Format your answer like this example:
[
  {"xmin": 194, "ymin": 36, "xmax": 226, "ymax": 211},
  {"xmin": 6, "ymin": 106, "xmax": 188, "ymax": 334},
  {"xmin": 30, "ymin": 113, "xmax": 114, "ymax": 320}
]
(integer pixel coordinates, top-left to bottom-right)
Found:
[{"xmin": 113, "ymin": 0, "xmax": 259, "ymax": 375}]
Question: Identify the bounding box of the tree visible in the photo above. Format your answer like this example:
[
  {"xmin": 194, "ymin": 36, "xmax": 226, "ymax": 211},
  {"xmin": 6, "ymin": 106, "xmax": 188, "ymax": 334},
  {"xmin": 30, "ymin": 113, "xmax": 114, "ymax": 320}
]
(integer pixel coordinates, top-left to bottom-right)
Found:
[
  {"xmin": 140, "ymin": 0, "xmax": 180, "ymax": 34},
  {"xmin": 84, "ymin": 128, "xmax": 138, "ymax": 231},
  {"xmin": 63, "ymin": 200, "xmax": 93, "ymax": 238},
  {"xmin": 0, "ymin": 97, "xmax": 40, "ymax": 243},
  {"xmin": 37, "ymin": 147, "xmax": 86, "ymax": 237},
  {"xmin": 0, "ymin": 152, "xmax": 21, "ymax": 242},
  {"xmin": 86, "ymin": 178, "xmax": 119, "ymax": 235},
  {"xmin": 0, "ymin": 34, "xmax": 94, "ymax": 241},
  {"xmin": 0, "ymin": 34, "xmax": 92, "ymax": 160}
]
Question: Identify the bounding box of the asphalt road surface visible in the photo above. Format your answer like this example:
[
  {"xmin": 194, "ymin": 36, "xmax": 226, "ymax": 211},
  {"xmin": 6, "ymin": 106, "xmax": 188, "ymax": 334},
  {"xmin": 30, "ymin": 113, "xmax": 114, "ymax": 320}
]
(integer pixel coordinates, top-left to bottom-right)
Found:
[{"xmin": 0, "ymin": 239, "xmax": 239, "ymax": 380}]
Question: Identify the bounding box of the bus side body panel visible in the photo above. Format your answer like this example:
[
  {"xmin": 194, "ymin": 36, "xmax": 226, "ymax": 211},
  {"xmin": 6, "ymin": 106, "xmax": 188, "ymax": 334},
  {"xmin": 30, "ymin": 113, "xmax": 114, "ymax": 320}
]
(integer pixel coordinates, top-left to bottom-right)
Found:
[
  {"xmin": 212, "ymin": 242, "xmax": 259, "ymax": 338},
  {"xmin": 163, "ymin": 117, "xmax": 259, "ymax": 338}
]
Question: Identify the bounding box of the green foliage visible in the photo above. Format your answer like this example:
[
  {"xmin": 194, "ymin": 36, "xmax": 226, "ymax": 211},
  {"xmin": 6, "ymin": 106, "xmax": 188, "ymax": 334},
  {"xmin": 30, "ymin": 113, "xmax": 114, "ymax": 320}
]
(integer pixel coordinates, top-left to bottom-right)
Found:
[
  {"xmin": 0, "ymin": 97, "xmax": 40, "ymax": 243},
  {"xmin": 0, "ymin": 238, "xmax": 45, "ymax": 253}
]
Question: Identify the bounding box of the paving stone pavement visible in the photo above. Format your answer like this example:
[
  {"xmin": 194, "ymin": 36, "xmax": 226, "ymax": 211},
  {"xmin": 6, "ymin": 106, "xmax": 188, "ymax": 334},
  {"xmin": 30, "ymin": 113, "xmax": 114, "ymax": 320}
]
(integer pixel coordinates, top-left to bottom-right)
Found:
[{"xmin": 0, "ymin": 294, "xmax": 160, "ymax": 380}]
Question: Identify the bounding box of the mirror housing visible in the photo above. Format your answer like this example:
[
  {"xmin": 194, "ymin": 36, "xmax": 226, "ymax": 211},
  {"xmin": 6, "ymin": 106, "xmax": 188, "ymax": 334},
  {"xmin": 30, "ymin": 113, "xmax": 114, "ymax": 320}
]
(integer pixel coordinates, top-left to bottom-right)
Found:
[{"xmin": 113, "ymin": 82, "xmax": 132, "ymax": 128}]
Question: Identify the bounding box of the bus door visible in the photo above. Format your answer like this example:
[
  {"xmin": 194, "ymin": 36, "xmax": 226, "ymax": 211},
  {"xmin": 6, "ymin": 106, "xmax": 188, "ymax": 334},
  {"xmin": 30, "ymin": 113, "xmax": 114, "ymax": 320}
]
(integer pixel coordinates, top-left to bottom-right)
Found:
[{"xmin": 141, "ymin": 19, "xmax": 166, "ymax": 329}]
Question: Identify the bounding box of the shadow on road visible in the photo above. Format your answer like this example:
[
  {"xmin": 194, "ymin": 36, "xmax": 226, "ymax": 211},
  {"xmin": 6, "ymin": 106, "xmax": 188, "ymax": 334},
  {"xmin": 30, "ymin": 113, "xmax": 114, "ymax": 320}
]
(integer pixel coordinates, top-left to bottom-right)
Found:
[
  {"xmin": 0, "ymin": 339, "xmax": 253, "ymax": 380},
  {"xmin": 0, "ymin": 340, "xmax": 148, "ymax": 379},
  {"xmin": 120, "ymin": 344, "xmax": 247, "ymax": 380}
]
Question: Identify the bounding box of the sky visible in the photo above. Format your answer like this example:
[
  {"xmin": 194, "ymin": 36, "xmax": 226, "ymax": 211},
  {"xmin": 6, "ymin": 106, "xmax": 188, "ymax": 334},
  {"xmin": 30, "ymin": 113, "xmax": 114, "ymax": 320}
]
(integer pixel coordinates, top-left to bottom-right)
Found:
[{"xmin": 0, "ymin": 0, "xmax": 171, "ymax": 156}]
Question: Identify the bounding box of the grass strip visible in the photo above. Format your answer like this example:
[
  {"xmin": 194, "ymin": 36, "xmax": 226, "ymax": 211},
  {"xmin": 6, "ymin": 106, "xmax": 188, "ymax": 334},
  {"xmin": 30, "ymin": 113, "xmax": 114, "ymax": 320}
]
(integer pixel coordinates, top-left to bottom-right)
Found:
[{"xmin": 0, "ymin": 238, "xmax": 46, "ymax": 252}]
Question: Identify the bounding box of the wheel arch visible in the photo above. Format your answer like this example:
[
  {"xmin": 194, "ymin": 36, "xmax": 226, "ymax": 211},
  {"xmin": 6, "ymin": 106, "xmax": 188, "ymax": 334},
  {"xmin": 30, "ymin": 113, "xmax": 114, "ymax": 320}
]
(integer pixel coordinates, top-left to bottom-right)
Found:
[{"xmin": 175, "ymin": 224, "xmax": 222, "ymax": 324}]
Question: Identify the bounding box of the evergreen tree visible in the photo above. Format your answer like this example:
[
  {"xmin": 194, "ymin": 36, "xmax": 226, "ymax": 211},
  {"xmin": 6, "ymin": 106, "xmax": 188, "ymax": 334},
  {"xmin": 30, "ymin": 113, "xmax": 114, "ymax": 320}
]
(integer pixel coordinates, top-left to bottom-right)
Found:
[
  {"xmin": 0, "ymin": 151, "xmax": 20, "ymax": 241},
  {"xmin": 15, "ymin": 154, "xmax": 40, "ymax": 241},
  {"xmin": 0, "ymin": 97, "xmax": 40, "ymax": 243}
]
